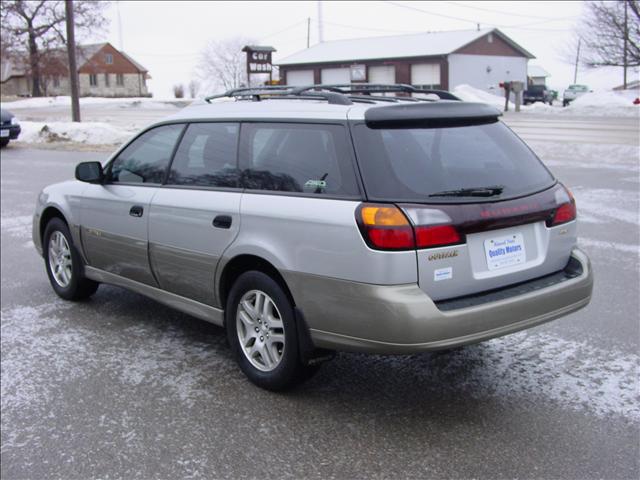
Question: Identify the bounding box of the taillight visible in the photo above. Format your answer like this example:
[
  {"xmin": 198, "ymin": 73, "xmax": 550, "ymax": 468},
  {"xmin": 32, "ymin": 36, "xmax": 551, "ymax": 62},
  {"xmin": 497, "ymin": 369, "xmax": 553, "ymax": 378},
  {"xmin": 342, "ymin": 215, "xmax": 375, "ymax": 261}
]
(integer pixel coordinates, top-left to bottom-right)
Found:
[
  {"xmin": 550, "ymin": 185, "xmax": 577, "ymax": 226},
  {"xmin": 356, "ymin": 203, "xmax": 463, "ymax": 251},
  {"xmin": 357, "ymin": 204, "xmax": 414, "ymax": 250},
  {"xmin": 415, "ymin": 225, "xmax": 461, "ymax": 248}
]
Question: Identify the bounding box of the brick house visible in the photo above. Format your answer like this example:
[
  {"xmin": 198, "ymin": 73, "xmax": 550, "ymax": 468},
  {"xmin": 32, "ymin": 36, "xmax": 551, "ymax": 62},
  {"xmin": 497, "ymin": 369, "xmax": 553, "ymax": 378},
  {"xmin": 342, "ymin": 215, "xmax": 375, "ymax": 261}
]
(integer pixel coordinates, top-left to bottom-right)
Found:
[
  {"xmin": 277, "ymin": 28, "xmax": 534, "ymax": 92},
  {"xmin": 1, "ymin": 42, "xmax": 150, "ymax": 97}
]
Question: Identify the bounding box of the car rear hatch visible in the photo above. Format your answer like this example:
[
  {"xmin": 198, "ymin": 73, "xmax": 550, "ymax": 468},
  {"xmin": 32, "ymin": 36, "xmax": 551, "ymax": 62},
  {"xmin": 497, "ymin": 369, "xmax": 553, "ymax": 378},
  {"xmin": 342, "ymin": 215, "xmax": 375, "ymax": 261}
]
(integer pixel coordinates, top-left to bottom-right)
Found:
[{"xmin": 351, "ymin": 102, "xmax": 577, "ymax": 301}]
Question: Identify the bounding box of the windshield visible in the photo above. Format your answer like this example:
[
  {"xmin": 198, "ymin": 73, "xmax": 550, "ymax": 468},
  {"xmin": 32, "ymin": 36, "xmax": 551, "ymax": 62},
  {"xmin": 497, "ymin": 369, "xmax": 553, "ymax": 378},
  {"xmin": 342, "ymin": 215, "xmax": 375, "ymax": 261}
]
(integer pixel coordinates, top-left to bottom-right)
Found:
[{"xmin": 352, "ymin": 121, "xmax": 555, "ymax": 203}]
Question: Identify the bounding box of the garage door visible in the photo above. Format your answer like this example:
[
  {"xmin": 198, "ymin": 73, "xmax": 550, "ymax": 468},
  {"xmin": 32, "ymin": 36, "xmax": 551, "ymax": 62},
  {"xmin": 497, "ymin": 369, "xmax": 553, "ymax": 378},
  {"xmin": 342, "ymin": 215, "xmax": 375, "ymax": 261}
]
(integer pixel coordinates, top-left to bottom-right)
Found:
[
  {"xmin": 411, "ymin": 63, "xmax": 441, "ymax": 87},
  {"xmin": 321, "ymin": 67, "xmax": 350, "ymax": 84},
  {"xmin": 368, "ymin": 65, "xmax": 396, "ymax": 84},
  {"xmin": 286, "ymin": 70, "xmax": 314, "ymax": 86}
]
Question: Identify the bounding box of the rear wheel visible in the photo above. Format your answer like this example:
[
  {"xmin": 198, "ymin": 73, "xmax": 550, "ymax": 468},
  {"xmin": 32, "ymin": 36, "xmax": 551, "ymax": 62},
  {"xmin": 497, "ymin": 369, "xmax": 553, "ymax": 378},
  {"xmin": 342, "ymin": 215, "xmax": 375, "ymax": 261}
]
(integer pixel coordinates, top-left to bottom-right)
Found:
[
  {"xmin": 0, "ymin": 138, "xmax": 9, "ymax": 148},
  {"xmin": 226, "ymin": 270, "xmax": 318, "ymax": 391},
  {"xmin": 43, "ymin": 217, "xmax": 99, "ymax": 300}
]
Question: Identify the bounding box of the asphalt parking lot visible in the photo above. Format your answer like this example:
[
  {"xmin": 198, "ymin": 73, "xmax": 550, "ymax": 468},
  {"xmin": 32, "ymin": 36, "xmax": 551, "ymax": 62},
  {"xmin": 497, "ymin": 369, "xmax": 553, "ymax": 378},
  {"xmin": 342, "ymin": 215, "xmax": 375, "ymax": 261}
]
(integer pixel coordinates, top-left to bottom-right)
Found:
[{"xmin": 1, "ymin": 114, "xmax": 639, "ymax": 479}]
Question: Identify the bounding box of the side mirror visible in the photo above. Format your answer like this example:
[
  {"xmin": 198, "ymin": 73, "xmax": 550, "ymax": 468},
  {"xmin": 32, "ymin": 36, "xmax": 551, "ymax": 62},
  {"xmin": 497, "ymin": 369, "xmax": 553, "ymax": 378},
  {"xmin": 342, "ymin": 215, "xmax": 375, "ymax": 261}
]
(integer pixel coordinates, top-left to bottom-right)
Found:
[{"xmin": 75, "ymin": 161, "xmax": 104, "ymax": 183}]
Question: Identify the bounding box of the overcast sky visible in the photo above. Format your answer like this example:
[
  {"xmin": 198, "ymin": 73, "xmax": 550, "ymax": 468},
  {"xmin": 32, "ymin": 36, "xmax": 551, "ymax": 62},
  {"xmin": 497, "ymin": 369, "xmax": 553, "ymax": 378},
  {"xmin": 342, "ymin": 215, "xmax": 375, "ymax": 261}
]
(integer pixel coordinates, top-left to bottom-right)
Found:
[{"xmin": 98, "ymin": 1, "xmax": 636, "ymax": 98}]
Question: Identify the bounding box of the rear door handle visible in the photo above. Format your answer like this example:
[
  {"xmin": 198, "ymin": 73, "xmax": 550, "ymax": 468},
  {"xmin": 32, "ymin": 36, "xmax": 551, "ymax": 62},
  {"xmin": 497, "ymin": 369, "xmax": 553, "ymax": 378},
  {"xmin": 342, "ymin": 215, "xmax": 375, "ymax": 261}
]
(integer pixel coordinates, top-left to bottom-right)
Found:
[
  {"xmin": 213, "ymin": 215, "xmax": 232, "ymax": 229},
  {"xmin": 129, "ymin": 205, "xmax": 144, "ymax": 217}
]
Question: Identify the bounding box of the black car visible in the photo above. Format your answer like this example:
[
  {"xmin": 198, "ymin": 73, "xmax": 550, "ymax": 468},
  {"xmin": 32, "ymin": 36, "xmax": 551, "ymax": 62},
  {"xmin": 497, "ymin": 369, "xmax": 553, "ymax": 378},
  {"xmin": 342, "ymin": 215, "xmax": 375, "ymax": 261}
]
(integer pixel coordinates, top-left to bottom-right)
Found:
[
  {"xmin": 523, "ymin": 85, "xmax": 553, "ymax": 105},
  {"xmin": 1, "ymin": 108, "xmax": 21, "ymax": 147}
]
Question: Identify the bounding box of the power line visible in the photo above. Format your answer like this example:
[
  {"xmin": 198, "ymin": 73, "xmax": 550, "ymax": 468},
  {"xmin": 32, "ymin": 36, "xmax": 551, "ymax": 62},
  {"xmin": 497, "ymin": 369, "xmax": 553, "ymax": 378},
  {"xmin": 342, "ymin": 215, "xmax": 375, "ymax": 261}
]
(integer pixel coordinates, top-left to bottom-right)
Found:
[
  {"xmin": 258, "ymin": 18, "xmax": 308, "ymax": 42},
  {"xmin": 384, "ymin": 1, "xmax": 572, "ymax": 32},
  {"xmin": 323, "ymin": 20, "xmax": 424, "ymax": 35},
  {"xmin": 444, "ymin": 1, "xmax": 578, "ymax": 22}
]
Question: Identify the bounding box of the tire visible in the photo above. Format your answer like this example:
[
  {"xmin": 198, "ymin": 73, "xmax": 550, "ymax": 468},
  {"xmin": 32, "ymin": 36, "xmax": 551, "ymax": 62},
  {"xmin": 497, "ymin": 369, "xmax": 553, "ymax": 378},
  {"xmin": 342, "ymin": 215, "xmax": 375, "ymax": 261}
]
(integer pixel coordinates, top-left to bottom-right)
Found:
[
  {"xmin": 43, "ymin": 217, "xmax": 99, "ymax": 300},
  {"xmin": 226, "ymin": 270, "xmax": 317, "ymax": 391},
  {"xmin": 0, "ymin": 138, "xmax": 9, "ymax": 148},
  {"xmin": 563, "ymin": 100, "xmax": 569, "ymax": 107}
]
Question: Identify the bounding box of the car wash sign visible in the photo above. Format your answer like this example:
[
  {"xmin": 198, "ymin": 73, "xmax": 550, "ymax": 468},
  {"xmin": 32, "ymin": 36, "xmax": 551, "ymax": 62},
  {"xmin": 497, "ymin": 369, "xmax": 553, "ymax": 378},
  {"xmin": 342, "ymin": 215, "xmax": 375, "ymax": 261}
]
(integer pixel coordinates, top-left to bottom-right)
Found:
[{"xmin": 243, "ymin": 45, "xmax": 276, "ymax": 75}]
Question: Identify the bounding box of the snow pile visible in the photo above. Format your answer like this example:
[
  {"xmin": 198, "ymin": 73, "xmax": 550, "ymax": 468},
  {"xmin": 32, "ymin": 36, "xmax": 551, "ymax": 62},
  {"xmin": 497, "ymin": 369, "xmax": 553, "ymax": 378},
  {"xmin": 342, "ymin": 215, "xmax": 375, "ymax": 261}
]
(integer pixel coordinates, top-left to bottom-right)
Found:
[
  {"xmin": 563, "ymin": 91, "xmax": 639, "ymax": 117},
  {"xmin": 4, "ymin": 96, "xmax": 188, "ymax": 109},
  {"xmin": 18, "ymin": 121, "xmax": 135, "ymax": 145},
  {"xmin": 572, "ymin": 90, "xmax": 637, "ymax": 106},
  {"xmin": 452, "ymin": 84, "xmax": 639, "ymax": 117},
  {"xmin": 453, "ymin": 84, "xmax": 512, "ymax": 109}
]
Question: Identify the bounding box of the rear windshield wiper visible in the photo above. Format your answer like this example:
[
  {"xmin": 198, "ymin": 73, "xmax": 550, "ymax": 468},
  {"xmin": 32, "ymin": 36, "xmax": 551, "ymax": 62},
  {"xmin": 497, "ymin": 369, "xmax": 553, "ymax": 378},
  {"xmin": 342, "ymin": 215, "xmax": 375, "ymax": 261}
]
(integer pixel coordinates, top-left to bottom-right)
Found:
[{"xmin": 428, "ymin": 186, "xmax": 504, "ymax": 198}]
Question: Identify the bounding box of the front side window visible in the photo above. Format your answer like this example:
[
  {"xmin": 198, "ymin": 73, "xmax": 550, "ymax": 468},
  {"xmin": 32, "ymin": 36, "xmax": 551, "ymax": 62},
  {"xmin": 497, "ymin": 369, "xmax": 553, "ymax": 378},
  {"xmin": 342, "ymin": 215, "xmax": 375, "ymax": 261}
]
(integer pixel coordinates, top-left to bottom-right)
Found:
[
  {"xmin": 167, "ymin": 123, "xmax": 240, "ymax": 188},
  {"xmin": 108, "ymin": 124, "xmax": 184, "ymax": 184},
  {"xmin": 239, "ymin": 123, "xmax": 359, "ymax": 197}
]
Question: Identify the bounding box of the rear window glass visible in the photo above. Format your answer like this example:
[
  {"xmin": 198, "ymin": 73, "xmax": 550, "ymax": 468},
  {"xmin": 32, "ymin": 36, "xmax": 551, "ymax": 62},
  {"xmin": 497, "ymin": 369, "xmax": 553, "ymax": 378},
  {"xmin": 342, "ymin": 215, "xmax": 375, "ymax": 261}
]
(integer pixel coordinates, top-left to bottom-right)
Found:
[
  {"xmin": 239, "ymin": 123, "xmax": 359, "ymax": 197},
  {"xmin": 352, "ymin": 122, "xmax": 555, "ymax": 203}
]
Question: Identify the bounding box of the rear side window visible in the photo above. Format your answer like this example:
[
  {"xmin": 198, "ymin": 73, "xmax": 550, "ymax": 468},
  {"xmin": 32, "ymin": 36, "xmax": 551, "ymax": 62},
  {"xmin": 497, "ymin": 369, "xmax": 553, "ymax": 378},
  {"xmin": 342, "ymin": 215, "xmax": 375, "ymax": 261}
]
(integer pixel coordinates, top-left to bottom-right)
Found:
[
  {"xmin": 108, "ymin": 124, "xmax": 183, "ymax": 184},
  {"xmin": 352, "ymin": 122, "xmax": 555, "ymax": 203},
  {"xmin": 167, "ymin": 123, "xmax": 239, "ymax": 188},
  {"xmin": 239, "ymin": 123, "xmax": 360, "ymax": 197}
]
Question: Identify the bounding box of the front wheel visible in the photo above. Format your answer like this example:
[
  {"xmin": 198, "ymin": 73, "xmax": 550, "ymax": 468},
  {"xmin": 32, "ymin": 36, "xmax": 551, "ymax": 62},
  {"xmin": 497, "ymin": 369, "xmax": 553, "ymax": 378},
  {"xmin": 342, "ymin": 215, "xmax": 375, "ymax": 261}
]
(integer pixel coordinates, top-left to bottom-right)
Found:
[
  {"xmin": 226, "ymin": 271, "xmax": 318, "ymax": 391},
  {"xmin": 43, "ymin": 217, "xmax": 99, "ymax": 300}
]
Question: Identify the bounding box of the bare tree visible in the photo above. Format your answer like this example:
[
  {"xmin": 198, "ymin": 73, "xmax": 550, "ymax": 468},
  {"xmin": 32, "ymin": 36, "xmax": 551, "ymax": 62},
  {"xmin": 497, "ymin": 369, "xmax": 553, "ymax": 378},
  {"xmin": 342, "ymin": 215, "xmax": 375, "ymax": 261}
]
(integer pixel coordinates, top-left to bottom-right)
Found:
[
  {"xmin": 195, "ymin": 37, "xmax": 256, "ymax": 93},
  {"xmin": 188, "ymin": 79, "xmax": 200, "ymax": 98},
  {"xmin": 577, "ymin": 0, "xmax": 639, "ymax": 86},
  {"xmin": 0, "ymin": 0, "xmax": 108, "ymax": 96},
  {"xmin": 173, "ymin": 83, "xmax": 185, "ymax": 98}
]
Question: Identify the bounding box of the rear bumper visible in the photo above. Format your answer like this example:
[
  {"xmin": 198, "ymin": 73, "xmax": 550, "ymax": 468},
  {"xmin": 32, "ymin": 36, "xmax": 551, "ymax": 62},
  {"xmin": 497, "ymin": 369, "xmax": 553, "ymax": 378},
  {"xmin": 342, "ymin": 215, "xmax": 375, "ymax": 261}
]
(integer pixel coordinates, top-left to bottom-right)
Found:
[
  {"xmin": 286, "ymin": 248, "xmax": 593, "ymax": 354},
  {"xmin": 1, "ymin": 125, "xmax": 21, "ymax": 140}
]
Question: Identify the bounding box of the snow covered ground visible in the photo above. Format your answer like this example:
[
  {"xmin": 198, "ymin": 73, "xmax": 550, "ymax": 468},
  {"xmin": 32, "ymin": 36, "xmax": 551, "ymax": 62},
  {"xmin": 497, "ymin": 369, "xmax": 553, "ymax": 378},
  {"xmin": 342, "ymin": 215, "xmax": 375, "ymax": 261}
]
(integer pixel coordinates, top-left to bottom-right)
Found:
[
  {"xmin": 4, "ymin": 95, "xmax": 191, "ymax": 109},
  {"xmin": 453, "ymin": 84, "xmax": 640, "ymax": 118},
  {"xmin": 1, "ymin": 88, "xmax": 638, "ymax": 148},
  {"xmin": 18, "ymin": 121, "xmax": 137, "ymax": 145}
]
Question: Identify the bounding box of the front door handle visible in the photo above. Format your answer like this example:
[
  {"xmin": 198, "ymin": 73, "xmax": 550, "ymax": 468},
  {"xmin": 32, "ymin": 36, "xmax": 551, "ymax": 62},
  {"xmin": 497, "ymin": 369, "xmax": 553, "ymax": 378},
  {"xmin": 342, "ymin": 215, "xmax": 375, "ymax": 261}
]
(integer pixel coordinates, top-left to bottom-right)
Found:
[
  {"xmin": 129, "ymin": 205, "xmax": 144, "ymax": 217},
  {"xmin": 213, "ymin": 215, "xmax": 232, "ymax": 229}
]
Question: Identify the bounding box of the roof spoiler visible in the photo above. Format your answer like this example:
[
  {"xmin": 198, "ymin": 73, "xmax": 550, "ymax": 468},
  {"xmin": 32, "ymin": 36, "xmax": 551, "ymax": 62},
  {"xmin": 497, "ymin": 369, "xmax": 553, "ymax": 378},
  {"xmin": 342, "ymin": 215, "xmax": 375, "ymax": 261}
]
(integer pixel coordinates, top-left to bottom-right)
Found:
[{"xmin": 364, "ymin": 102, "xmax": 502, "ymax": 128}]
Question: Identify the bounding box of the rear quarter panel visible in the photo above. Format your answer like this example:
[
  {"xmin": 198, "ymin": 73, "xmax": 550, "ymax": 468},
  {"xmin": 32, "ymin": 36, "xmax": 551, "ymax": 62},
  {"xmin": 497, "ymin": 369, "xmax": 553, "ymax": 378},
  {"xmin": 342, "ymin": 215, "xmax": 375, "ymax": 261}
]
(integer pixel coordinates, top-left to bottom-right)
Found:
[{"xmin": 223, "ymin": 193, "xmax": 418, "ymax": 285}]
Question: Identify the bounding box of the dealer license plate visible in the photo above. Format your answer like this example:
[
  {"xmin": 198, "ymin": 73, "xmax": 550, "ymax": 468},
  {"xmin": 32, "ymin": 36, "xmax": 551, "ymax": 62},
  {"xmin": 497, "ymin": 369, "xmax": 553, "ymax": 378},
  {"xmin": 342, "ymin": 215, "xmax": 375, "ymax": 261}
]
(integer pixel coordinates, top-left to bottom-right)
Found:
[{"xmin": 484, "ymin": 233, "xmax": 526, "ymax": 271}]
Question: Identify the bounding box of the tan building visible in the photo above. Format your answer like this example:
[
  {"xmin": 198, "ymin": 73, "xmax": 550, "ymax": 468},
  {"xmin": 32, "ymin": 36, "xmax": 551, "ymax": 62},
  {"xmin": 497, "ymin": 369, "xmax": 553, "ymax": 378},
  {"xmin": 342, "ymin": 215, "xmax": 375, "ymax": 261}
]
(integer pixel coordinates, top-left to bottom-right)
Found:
[{"xmin": 1, "ymin": 42, "xmax": 150, "ymax": 97}]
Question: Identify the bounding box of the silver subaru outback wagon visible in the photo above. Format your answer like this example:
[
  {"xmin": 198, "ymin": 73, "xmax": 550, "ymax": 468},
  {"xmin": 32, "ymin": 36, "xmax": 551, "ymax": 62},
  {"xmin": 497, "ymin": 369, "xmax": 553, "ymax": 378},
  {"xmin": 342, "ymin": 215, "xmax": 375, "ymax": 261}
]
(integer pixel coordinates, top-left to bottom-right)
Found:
[{"xmin": 32, "ymin": 84, "xmax": 593, "ymax": 390}]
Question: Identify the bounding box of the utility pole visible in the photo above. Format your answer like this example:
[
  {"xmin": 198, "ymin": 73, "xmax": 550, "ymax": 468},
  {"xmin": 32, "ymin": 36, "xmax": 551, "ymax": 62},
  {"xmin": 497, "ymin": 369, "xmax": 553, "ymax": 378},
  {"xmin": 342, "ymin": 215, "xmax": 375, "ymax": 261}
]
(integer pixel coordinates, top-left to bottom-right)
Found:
[
  {"xmin": 117, "ymin": 0, "xmax": 124, "ymax": 50},
  {"xmin": 307, "ymin": 17, "xmax": 311, "ymax": 48},
  {"xmin": 623, "ymin": 0, "xmax": 628, "ymax": 89},
  {"xmin": 65, "ymin": 0, "xmax": 80, "ymax": 122},
  {"xmin": 573, "ymin": 38, "xmax": 581, "ymax": 84},
  {"xmin": 317, "ymin": 1, "xmax": 324, "ymax": 43}
]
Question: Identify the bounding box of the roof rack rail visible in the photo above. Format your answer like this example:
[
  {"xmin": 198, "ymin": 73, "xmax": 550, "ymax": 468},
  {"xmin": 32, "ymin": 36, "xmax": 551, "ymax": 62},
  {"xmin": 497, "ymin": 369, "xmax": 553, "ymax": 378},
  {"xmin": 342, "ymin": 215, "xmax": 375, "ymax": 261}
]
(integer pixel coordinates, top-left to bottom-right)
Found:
[
  {"xmin": 293, "ymin": 84, "xmax": 461, "ymax": 101},
  {"xmin": 204, "ymin": 86, "xmax": 352, "ymax": 105},
  {"xmin": 203, "ymin": 83, "xmax": 460, "ymax": 105}
]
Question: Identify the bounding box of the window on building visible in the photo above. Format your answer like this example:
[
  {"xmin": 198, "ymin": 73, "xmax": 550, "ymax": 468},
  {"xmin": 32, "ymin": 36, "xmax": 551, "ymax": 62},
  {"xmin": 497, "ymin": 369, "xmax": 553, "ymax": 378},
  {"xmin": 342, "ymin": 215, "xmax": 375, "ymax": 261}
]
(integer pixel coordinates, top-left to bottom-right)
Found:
[
  {"xmin": 89, "ymin": 74, "xmax": 98, "ymax": 87},
  {"xmin": 167, "ymin": 123, "xmax": 240, "ymax": 188},
  {"xmin": 105, "ymin": 53, "xmax": 113, "ymax": 64},
  {"xmin": 116, "ymin": 74, "xmax": 124, "ymax": 86},
  {"xmin": 488, "ymin": 33, "xmax": 494, "ymax": 43},
  {"xmin": 104, "ymin": 73, "xmax": 110, "ymax": 87},
  {"xmin": 52, "ymin": 75, "xmax": 60, "ymax": 88},
  {"xmin": 107, "ymin": 124, "xmax": 184, "ymax": 184}
]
